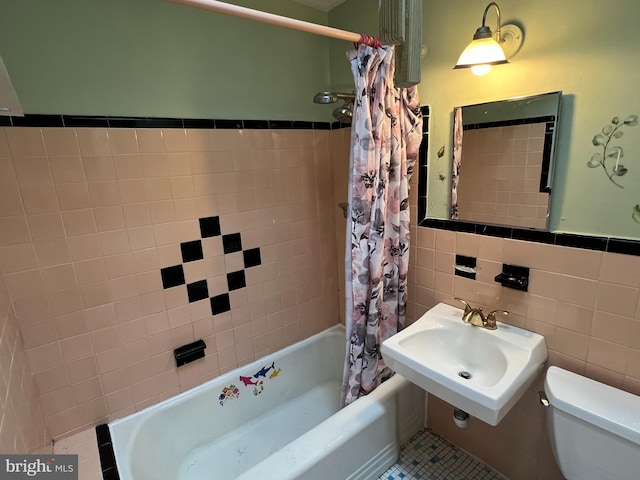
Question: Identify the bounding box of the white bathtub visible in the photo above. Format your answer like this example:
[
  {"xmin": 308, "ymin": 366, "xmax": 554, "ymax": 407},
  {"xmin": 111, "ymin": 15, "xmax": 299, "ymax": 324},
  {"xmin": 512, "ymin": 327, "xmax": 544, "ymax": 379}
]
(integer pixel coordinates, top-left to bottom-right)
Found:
[{"xmin": 110, "ymin": 325, "xmax": 424, "ymax": 480}]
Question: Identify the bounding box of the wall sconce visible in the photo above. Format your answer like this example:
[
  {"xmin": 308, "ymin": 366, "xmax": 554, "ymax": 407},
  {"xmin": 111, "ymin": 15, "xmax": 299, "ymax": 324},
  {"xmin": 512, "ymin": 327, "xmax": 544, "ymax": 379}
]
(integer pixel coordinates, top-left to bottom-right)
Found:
[{"xmin": 453, "ymin": 2, "xmax": 523, "ymax": 76}]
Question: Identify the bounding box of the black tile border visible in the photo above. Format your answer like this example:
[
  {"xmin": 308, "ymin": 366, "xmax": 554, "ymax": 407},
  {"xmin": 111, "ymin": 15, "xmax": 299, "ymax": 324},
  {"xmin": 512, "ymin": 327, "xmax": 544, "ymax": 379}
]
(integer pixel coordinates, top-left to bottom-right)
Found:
[
  {"xmin": 0, "ymin": 114, "xmax": 347, "ymax": 130},
  {"xmin": 419, "ymin": 218, "xmax": 640, "ymax": 256},
  {"xmin": 95, "ymin": 424, "xmax": 120, "ymax": 480}
]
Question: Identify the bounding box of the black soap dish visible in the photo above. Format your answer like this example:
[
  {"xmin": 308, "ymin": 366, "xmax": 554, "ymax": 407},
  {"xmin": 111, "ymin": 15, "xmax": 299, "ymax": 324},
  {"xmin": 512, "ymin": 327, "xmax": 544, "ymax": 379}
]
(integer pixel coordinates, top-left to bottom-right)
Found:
[
  {"xmin": 494, "ymin": 264, "xmax": 529, "ymax": 292},
  {"xmin": 174, "ymin": 339, "xmax": 207, "ymax": 367}
]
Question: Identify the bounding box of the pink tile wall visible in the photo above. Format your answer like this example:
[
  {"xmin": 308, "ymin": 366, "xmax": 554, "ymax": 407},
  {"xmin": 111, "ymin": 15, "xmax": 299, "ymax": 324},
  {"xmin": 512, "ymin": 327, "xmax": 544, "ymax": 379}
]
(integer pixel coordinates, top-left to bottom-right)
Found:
[
  {"xmin": 0, "ymin": 273, "xmax": 51, "ymax": 453},
  {"xmin": 0, "ymin": 126, "xmax": 340, "ymax": 439},
  {"xmin": 407, "ymin": 176, "xmax": 640, "ymax": 479}
]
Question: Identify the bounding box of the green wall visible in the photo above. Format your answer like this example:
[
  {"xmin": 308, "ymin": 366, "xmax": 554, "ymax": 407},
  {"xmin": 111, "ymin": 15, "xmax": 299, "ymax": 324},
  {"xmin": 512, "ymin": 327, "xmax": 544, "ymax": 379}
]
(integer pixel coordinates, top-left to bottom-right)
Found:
[
  {"xmin": 0, "ymin": 0, "xmax": 334, "ymax": 121},
  {"xmin": 330, "ymin": 0, "xmax": 640, "ymax": 240},
  {"xmin": 422, "ymin": 0, "xmax": 640, "ymax": 240}
]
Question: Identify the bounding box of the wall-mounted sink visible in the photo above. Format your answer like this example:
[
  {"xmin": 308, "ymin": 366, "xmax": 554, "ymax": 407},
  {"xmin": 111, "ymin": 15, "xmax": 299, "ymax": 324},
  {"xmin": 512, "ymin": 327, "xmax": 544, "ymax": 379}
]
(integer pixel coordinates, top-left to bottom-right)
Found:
[{"xmin": 381, "ymin": 302, "xmax": 547, "ymax": 425}]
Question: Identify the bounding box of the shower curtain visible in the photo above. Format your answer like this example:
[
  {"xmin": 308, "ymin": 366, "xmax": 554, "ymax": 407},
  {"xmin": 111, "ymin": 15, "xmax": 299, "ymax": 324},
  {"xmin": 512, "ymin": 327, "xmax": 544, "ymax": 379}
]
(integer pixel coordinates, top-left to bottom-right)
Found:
[{"xmin": 342, "ymin": 44, "xmax": 422, "ymax": 406}]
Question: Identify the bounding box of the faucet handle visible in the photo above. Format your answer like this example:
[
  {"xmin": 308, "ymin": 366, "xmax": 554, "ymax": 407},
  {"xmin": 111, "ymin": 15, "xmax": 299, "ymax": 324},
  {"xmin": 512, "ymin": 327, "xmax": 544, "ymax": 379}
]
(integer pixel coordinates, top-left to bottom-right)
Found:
[
  {"xmin": 454, "ymin": 297, "xmax": 473, "ymax": 314},
  {"xmin": 485, "ymin": 310, "xmax": 509, "ymax": 329}
]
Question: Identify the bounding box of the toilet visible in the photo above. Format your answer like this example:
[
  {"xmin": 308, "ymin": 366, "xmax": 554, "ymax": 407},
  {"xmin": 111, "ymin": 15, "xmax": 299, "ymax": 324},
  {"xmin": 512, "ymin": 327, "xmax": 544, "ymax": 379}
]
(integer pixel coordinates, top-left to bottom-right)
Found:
[{"xmin": 544, "ymin": 366, "xmax": 640, "ymax": 479}]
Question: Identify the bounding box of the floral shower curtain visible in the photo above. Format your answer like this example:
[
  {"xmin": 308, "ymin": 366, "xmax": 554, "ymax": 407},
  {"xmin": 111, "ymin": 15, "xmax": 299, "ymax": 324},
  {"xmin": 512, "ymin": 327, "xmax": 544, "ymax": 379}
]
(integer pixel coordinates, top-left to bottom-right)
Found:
[{"xmin": 342, "ymin": 44, "xmax": 422, "ymax": 406}]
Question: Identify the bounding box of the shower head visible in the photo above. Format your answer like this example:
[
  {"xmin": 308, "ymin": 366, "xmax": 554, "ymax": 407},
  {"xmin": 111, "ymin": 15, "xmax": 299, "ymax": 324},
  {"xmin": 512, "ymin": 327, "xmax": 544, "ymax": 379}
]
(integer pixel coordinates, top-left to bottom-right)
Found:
[
  {"xmin": 333, "ymin": 100, "xmax": 353, "ymax": 124},
  {"xmin": 313, "ymin": 91, "xmax": 355, "ymax": 104}
]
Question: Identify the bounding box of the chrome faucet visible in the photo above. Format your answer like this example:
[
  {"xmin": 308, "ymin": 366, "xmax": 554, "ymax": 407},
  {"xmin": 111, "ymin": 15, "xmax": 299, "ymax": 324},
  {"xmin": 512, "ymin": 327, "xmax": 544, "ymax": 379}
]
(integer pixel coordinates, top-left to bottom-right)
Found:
[{"xmin": 455, "ymin": 298, "xmax": 508, "ymax": 330}]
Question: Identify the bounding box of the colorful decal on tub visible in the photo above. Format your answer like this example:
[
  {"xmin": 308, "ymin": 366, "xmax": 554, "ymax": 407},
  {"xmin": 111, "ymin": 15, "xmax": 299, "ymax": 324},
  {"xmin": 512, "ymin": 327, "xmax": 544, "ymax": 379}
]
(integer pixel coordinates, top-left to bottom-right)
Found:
[
  {"xmin": 254, "ymin": 361, "xmax": 275, "ymax": 378},
  {"xmin": 253, "ymin": 380, "xmax": 264, "ymax": 396},
  {"xmin": 218, "ymin": 361, "xmax": 281, "ymax": 405},
  {"xmin": 218, "ymin": 384, "xmax": 240, "ymax": 406},
  {"xmin": 239, "ymin": 375, "xmax": 259, "ymax": 386}
]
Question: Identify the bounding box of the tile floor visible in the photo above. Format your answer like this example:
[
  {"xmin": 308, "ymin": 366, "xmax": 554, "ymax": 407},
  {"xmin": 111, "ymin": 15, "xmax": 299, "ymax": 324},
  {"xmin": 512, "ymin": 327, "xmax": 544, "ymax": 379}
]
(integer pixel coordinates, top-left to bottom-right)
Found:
[
  {"xmin": 53, "ymin": 428, "xmax": 102, "ymax": 480},
  {"xmin": 57, "ymin": 426, "xmax": 506, "ymax": 480},
  {"xmin": 379, "ymin": 429, "xmax": 508, "ymax": 480}
]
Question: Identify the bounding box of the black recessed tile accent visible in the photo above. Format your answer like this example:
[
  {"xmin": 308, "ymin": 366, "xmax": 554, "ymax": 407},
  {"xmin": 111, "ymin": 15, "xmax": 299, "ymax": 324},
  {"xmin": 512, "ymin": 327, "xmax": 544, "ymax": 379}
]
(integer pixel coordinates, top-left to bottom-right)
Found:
[
  {"xmin": 455, "ymin": 254, "xmax": 476, "ymax": 268},
  {"xmin": 199, "ymin": 216, "xmax": 221, "ymax": 238},
  {"xmin": 183, "ymin": 118, "xmax": 216, "ymax": 129},
  {"xmin": 215, "ymin": 119, "xmax": 244, "ymax": 129},
  {"xmin": 312, "ymin": 122, "xmax": 332, "ymax": 130},
  {"xmin": 555, "ymin": 233, "xmax": 607, "ymax": 251},
  {"xmin": 495, "ymin": 264, "xmax": 530, "ymax": 292},
  {"xmin": 606, "ymin": 238, "xmax": 640, "ymax": 256},
  {"xmin": 243, "ymin": 248, "xmax": 262, "ymax": 268},
  {"xmin": 107, "ymin": 117, "xmax": 149, "ymax": 128},
  {"xmin": 95, "ymin": 424, "xmax": 111, "ymax": 447},
  {"xmin": 243, "ymin": 119, "xmax": 269, "ymax": 129},
  {"xmin": 160, "ymin": 265, "xmax": 185, "ymax": 289},
  {"xmin": 210, "ymin": 293, "xmax": 231, "ymax": 315},
  {"xmin": 174, "ymin": 339, "xmax": 207, "ymax": 367},
  {"xmin": 222, "ymin": 233, "xmax": 243, "ymax": 254},
  {"xmin": 227, "ymin": 270, "xmax": 246, "ymax": 291},
  {"xmin": 63, "ymin": 115, "xmax": 109, "ymax": 127},
  {"xmin": 187, "ymin": 280, "xmax": 209, "ymax": 303},
  {"xmin": 292, "ymin": 121, "xmax": 314, "ymax": 130},
  {"xmin": 268, "ymin": 120, "xmax": 294, "ymax": 129},
  {"xmin": 102, "ymin": 467, "xmax": 121, "ymax": 480},
  {"xmin": 456, "ymin": 269, "xmax": 476, "ymax": 280},
  {"xmin": 146, "ymin": 117, "xmax": 184, "ymax": 128},
  {"xmin": 11, "ymin": 114, "xmax": 64, "ymax": 127},
  {"xmin": 181, "ymin": 240, "xmax": 204, "ymax": 263},
  {"xmin": 512, "ymin": 228, "xmax": 556, "ymax": 244},
  {"xmin": 421, "ymin": 105, "xmax": 430, "ymax": 115},
  {"xmin": 454, "ymin": 254, "xmax": 477, "ymax": 280},
  {"xmin": 330, "ymin": 121, "xmax": 342, "ymax": 130},
  {"xmin": 0, "ymin": 116, "xmax": 11, "ymax": 126}
]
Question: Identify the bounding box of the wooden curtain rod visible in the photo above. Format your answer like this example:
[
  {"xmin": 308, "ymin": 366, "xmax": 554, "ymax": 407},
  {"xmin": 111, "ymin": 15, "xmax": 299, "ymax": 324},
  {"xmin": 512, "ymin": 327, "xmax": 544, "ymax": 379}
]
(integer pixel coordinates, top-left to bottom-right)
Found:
[{"xmin": 167, "ymin": 0, "xmax": 365, "ymax": 43}]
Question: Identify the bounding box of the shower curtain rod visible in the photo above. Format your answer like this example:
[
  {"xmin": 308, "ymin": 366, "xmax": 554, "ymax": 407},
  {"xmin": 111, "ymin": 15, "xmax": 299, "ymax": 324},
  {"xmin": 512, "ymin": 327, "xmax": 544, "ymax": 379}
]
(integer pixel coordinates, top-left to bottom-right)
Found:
[{"xmin": 167, "ymin": 0, "xmax": 366, "ymax": 43}]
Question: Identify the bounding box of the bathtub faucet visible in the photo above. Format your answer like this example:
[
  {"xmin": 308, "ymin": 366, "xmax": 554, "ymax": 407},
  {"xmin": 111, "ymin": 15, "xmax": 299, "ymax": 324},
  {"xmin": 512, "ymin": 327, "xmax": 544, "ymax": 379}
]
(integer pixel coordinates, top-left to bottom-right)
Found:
[{"xmin": 454, "ymin": 298, "xmax": 508, "ymax": 330}]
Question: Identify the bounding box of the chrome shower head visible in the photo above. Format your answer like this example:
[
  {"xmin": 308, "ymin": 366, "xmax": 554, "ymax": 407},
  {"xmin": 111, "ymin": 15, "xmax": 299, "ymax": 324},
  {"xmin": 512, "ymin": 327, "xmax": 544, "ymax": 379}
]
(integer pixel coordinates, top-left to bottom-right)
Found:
[
  {"xmin": 313, "ymin": 91, "xmax": 338, "ymax": 104},
  {"xmin": 333, "ymin": 100, "xmax": 353, "ymax": 124},
  {"xmin": 313, "ymin": 91, "xmax": 355, "ymax": 104}
]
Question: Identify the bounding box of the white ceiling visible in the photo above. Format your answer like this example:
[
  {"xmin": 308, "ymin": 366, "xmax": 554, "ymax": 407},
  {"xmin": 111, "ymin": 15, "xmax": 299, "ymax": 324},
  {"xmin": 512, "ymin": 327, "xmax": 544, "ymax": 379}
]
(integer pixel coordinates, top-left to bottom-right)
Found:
[{"xmin": 292, "ymin": 0, "xmax": 347, "ymax": 12}]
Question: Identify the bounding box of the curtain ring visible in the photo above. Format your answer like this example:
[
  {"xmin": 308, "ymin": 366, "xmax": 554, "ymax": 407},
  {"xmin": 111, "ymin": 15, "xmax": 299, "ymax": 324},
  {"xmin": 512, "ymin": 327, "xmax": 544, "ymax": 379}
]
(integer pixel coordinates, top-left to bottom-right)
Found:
[{"xmin": 355, "ymin": 33, "xmax": 382, "ymax": 49}]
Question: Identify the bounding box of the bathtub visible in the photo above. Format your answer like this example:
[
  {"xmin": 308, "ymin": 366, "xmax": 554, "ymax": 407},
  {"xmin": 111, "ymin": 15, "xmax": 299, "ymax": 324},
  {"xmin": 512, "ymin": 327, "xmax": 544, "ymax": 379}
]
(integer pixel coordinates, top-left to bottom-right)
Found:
[{"xmin": 109, "ymin": 325, "xmax": 424, "ymax": 480}]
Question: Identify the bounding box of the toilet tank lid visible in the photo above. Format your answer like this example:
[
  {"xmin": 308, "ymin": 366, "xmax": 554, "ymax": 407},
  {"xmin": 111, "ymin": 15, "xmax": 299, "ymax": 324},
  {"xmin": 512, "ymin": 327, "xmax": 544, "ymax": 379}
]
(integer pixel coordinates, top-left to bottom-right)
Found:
[{"xmin": 545, "ymin": 366, "xmax": 640, "ymax": 446}]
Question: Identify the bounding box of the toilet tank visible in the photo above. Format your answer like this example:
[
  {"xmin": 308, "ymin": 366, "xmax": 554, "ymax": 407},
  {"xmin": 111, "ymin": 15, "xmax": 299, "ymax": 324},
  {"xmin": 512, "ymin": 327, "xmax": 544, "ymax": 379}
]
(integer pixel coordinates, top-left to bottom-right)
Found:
[{"xmin": 544, "ymin": 366, "xmax": 640, "ymax": 480}]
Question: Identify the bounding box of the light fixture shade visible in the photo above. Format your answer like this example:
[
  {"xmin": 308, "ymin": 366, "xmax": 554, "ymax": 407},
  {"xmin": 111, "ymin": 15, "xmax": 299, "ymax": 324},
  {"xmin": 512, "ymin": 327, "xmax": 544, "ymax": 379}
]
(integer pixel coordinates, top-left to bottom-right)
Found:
[{"xmin": 454, "ymin": 36, "xmax": 508, "ymax": 69}]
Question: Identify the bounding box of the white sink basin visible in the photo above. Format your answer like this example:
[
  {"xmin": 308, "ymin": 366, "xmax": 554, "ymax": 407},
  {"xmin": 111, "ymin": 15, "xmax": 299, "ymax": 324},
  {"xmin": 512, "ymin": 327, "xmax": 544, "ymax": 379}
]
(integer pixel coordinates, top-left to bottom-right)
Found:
[{"xmin": 381, "ymin": 302, "xmax": 547, "ymax": 425}]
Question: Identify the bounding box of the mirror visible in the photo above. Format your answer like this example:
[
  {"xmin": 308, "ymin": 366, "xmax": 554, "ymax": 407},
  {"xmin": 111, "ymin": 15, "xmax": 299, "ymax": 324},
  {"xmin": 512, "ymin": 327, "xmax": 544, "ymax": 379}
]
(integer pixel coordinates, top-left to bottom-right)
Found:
[{"xmin": 450, "ymin": 91, "xmax": 562, "ymax": 230}]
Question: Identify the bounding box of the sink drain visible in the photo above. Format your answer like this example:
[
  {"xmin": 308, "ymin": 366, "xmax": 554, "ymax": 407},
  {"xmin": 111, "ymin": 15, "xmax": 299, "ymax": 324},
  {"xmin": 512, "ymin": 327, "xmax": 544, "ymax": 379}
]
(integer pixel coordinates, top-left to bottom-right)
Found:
[{"xmin": 458, "ymin": 371, "xmax": 472, "ymax": 380}]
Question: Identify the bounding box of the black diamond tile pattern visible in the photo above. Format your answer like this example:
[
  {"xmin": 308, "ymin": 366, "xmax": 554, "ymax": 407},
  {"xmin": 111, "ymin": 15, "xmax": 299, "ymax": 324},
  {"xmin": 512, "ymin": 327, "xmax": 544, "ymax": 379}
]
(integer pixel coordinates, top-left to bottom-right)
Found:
[
  {"xmin": 161, "ymin": 265, "xmax": 185, "ymax": 289},
  {"xmin": 160, "ymin": 219, "xmax": 262, "ymax": 316},
  {"xmin": 210, "ymin": 293, "xmax": 231, "ymax": 315},
  {"xmin": 227, "ymin": 270, "xmax": 246, "ymax": 291},
  {"xmin": 243, "ymin": 248, "xmax": 262, "ymax": 268},
  {"xmin": 181, "ymin": 240, "xmax": 204, "ymax": 263},
  {"xmin": 222, "ymin": 233, "xmax": 243, "ymax": 254},
  {"xmin": 187, "ymin": 280, "xmax": 209, "ymax": 303},
  {"xmin": 199, "ymin": 216, "xmax": 221, "ymax": 238}
]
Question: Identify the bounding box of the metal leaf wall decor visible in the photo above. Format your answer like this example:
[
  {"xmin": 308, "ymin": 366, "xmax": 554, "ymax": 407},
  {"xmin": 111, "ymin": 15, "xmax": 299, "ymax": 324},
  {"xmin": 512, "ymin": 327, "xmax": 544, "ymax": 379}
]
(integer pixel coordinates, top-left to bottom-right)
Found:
[
  {"xmin": 587, "ymin": 114, "xmax": 639, "ymax": 224},
  {"xmin": 587, "ymin": 115, "xmax": 637, "ymax": 187}
]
